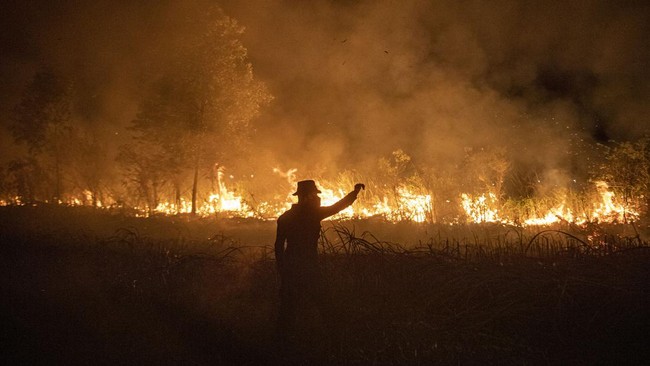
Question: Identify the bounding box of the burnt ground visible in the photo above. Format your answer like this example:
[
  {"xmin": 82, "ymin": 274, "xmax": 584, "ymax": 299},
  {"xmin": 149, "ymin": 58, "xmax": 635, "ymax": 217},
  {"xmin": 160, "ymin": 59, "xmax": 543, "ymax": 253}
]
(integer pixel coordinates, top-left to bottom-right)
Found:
[{"xmin": 1, "ymin": 206, "xmax": 649, "ymax": 365}]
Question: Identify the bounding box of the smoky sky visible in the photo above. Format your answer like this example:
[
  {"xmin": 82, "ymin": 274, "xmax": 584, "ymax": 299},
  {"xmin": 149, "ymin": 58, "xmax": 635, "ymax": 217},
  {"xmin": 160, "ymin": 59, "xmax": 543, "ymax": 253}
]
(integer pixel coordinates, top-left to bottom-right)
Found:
[{"xmin": 1, "ymin": 0, "xmax": 649, "ymax": 177}]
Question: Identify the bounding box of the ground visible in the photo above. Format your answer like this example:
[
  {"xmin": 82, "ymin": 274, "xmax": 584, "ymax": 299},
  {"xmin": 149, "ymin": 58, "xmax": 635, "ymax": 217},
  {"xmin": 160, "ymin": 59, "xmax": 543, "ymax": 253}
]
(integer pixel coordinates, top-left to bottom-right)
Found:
[{"xmin": 1, "ymin": 206, "xmax": 649, "ymax": 365}]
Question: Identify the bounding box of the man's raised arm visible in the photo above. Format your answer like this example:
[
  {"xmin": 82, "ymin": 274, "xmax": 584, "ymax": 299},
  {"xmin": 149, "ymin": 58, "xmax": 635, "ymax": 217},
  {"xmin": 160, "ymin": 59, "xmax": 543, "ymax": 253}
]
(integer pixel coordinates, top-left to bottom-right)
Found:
[{"xmin": 319, "ymin": 183, "xmax": 365, "ymax": 219}]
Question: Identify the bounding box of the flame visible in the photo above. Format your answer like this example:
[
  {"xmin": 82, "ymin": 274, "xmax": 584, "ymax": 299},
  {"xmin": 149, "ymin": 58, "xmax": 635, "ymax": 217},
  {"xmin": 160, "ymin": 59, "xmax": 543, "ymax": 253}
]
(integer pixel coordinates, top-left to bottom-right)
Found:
[
  {"xmin": 521, "ymin": 181, "xmax": 639, "ymax": 226},
  {"xmin": 392, "ymin": 187, "xmax": 432, "ymax": 223},
  {"xmin": 589, "ymin": 181, "xmax": 639, "ymax": 223},
  {"xmin": 460, "ymin": 192, "xmax": 506, "ymax": 224},
  {"xmin": 1, "ymin": 166, "xmax": 641, "ymax": 227},
  {"xmin": 0, "ymin": 196, "xmax": 22, "ymax": 206},
  {"xmin": 315, "ymin": 184, "xmax": 431, "ymax": 222},
  {"xmin": 523, "ymin": 205, "xmax": 572, "ymax": 226}
]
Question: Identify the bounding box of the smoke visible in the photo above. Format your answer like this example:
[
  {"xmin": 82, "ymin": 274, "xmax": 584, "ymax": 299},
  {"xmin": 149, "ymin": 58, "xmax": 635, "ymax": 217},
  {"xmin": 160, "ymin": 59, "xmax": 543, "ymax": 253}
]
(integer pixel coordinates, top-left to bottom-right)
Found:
[
  {"xmin": 1, "ymin": 0, "xmax": 649, "ymax": 189},
  {"xmin": 222, "ymin": 0, "xmax": 650, "ymax": 175}
]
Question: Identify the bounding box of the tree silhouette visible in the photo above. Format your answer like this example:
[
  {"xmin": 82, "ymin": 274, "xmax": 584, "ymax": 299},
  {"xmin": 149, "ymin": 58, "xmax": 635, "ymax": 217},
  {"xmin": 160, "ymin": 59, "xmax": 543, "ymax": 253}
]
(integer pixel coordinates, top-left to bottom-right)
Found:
[
  {"xmin": 121, "ymin": 7, "xmax": 271, "ymax": 215},
  {"xmin": 11, "ymin": 68, "xmax": 74, "ymax": 202},
  {"xmin": 69, "ymin": 130, "xmax": 113, "ymax": 207}
]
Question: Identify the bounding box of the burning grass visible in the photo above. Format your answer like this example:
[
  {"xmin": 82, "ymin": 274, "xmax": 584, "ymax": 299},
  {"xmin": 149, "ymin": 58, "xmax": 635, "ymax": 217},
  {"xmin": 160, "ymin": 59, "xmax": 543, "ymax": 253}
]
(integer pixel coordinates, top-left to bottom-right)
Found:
[{"xmin": 1, "ymin": 206, "xmax": 649, "ymax": 365}]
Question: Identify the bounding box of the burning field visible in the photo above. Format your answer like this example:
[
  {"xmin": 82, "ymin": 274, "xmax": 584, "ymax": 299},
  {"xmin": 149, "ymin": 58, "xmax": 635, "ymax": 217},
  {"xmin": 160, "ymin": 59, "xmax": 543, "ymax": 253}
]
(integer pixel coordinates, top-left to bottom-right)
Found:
[
  {"xmin": 1, "ymin": 0, "xmax": 650, "ymax": 364},
  {"xmin": 1, "ymin": 147, "xmax": 646, "ymax": 227}
]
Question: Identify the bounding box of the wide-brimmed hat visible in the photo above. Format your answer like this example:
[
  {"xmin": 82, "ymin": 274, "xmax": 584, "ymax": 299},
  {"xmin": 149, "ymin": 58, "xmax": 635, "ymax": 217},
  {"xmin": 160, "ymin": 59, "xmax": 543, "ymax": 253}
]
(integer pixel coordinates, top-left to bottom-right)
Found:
[{"xmin": 293, "ymin": 180, "xmax": 321, "ymax": 196}]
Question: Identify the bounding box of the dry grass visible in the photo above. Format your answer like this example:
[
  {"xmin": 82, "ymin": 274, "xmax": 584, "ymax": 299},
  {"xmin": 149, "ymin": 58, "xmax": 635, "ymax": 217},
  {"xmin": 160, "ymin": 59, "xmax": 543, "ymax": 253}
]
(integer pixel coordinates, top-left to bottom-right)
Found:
[{"xmin": 1, "ymin": 206, "xmax": 648, "ymax": 365}]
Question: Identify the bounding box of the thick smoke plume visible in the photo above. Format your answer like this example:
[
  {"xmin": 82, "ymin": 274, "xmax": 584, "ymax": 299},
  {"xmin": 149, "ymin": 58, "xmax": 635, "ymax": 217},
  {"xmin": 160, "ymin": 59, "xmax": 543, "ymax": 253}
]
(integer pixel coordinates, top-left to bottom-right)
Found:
[{"xmin": 224, "ymin": 1, "xmax": 649, "ymax": 175}]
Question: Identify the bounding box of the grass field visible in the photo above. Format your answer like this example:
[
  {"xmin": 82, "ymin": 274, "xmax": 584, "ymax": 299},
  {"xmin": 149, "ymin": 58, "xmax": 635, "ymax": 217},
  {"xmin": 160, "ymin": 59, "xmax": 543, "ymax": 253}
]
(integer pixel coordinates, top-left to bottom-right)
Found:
[{"xmin": 1, "ymin": 205, "xmax": 649, "ymax": 365}]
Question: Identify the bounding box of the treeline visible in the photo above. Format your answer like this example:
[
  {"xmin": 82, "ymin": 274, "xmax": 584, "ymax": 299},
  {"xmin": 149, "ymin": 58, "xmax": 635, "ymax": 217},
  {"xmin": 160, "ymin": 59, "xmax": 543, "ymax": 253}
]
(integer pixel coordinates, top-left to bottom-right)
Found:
[{"xmin": 1, "ymin": 6, "xmax": 271, "ymax": 214}]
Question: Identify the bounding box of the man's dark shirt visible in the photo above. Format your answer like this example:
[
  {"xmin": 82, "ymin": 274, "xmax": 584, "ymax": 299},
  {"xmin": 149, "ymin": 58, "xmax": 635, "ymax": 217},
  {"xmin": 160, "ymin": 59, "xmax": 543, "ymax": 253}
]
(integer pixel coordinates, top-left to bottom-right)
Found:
[{"xmin": 275, "ymin": 191, "xmax": 358, "ymax": 270}]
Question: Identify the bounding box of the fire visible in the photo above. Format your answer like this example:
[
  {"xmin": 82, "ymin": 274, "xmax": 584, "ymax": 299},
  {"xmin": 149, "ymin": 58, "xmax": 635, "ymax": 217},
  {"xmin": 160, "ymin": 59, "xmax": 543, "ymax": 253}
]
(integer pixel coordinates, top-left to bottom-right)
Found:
[
  {"xmin": 520, "ymin": 181, "xmax": 639, "ymax": 226},
  {"xmin": 391, "ymin": 187, "xmax": 432, "ymax": 223},
  {"xmin": 0, "ymin": 196, "xmax": 22, "ymax": 206},
  {"xmin": 460, "ymin": 192, "xmax": 505, "ymax": 224},
  {"xmin": 590, "ymin": 181, "xmax": 638, "ymax": 222},
  {"xmin": 523, "ymin": 205, "xmax": 572, "ymax": 226},
  {"xmin": 1, "ymin": 166, "xmax": 641, "ymax": 227},
  {"xmin": 301, "ymin": 185, "xmax": 431, "ymax": 222}
]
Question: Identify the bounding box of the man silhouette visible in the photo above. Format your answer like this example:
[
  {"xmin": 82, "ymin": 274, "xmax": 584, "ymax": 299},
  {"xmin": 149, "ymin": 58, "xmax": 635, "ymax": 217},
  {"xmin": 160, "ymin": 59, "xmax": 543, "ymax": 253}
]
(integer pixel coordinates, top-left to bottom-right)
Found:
[{"xmin": 274, "ymin": 180, "xmax": 365, "ymax": 344}]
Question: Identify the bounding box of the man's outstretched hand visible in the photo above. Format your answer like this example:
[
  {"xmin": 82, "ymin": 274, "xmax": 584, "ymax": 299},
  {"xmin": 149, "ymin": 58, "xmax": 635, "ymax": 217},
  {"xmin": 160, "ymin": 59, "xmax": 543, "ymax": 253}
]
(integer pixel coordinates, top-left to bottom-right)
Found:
[{"xmin": 354, "ymin": 183, "xmax": 366, "ymax": 192}]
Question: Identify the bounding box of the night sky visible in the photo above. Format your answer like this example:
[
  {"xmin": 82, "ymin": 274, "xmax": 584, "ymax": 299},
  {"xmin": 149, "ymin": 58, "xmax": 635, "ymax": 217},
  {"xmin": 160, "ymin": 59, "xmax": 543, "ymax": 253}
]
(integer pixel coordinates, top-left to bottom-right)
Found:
[{"xmin": 1, "ymin": 0, "xmax": 649, "ymax": 175}]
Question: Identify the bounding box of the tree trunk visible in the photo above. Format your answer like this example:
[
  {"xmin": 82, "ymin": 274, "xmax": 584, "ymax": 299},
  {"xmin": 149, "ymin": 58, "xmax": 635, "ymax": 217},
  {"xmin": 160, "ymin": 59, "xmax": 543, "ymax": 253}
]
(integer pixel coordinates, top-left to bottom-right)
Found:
[
  {"xmin": 152, "ymin": 182, "xmax": 158, "ymax": 215},
  {"xmin": 54, "ymin": 153, "xmax": 61, "ymax": 203},
  {"xmin": 143, "ymin": 181, "xmax": 152, "ymax": 216},
  {"xmin": 191, "ymin": 100, "xmax": 206, "ymax": 216},
  {"xmin": 174, "ymin": 181, "xmax": 181, "ymax": 214},
  {"xmin": 191, "ymin": 161, "xmax": 199, "ymax": 216}
]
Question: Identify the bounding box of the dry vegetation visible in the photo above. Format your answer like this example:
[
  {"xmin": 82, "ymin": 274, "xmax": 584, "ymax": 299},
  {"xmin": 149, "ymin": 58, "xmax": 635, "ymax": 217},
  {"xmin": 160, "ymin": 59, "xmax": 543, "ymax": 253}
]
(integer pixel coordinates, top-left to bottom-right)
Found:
[{"xmin": 1, "ymin": 205, "xmax": 649, "ymax": 365}]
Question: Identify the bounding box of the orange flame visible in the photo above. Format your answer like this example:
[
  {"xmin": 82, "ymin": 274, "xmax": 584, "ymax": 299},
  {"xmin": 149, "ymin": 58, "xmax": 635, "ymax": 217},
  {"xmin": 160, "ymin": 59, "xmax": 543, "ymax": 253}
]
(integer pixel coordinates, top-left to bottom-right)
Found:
[{"xmin": 2, "ymin": 167, "xmax": 641, "ymax": 227}]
